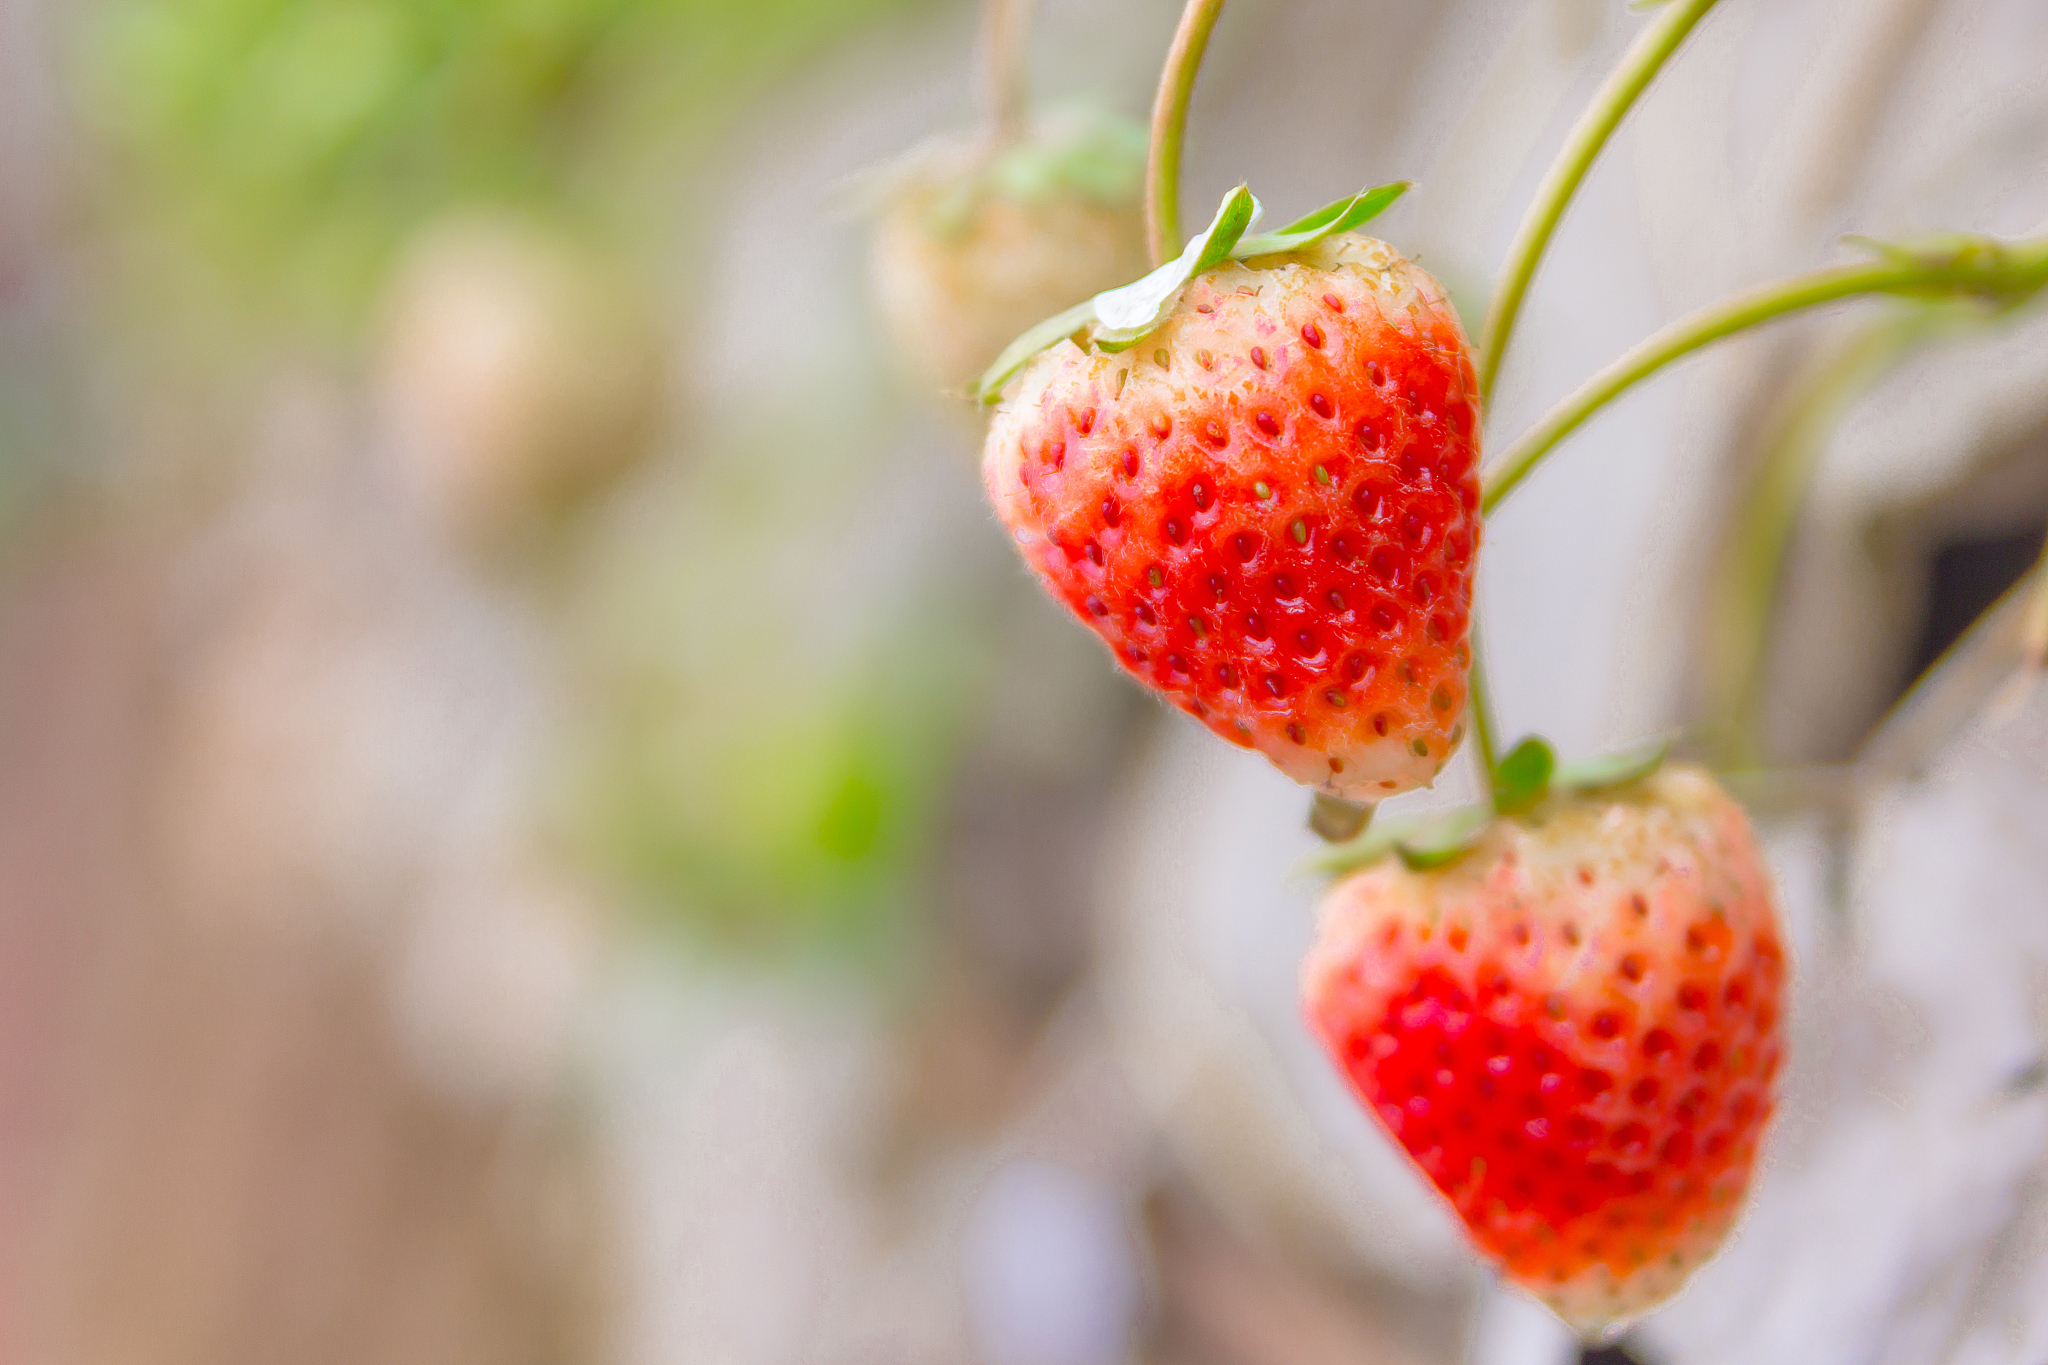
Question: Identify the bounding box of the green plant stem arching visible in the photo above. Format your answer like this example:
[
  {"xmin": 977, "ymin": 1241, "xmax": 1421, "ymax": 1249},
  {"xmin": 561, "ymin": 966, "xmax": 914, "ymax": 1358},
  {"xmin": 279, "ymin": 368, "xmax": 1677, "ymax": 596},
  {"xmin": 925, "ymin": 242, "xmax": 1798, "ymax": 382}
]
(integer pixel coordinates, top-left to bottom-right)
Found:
[
  {"xmin": 1467, "ymin": 628, "xmax": 1504, "ymax": 800},
  {"xmin": 1704, "ymin": 312, "xmax": 1929, "ymax": 768},
  {"xmin": 1480, "ymin": 235, "xmax": 2048, "ymax": 515},
  {"xmin": 1145, "ymin": 0, "xmax": 1228, "ymax": 267},
  {"xmin": 1475, "ymin": 0, "xmax": 1721, "ymax": 406}
]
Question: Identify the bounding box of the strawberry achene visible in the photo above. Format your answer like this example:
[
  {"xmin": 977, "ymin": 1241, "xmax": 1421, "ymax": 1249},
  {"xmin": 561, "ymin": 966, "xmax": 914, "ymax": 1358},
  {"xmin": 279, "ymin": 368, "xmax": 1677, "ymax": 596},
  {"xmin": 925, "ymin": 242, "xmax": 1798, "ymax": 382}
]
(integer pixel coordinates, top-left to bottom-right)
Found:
[
  {"xmin": 985, "ymin": 234, "xmax": 1479, "ymax": 799},
  {"xmin": 1302, "ymin": 766, "xmax": 1786, "ymax": 1329}
]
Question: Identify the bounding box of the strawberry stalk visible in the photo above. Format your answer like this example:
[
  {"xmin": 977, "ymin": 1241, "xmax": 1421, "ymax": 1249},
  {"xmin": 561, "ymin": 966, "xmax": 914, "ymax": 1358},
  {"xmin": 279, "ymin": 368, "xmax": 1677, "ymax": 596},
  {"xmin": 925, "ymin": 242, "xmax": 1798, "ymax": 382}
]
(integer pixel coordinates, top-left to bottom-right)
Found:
[
  {"xmin": 1703, "ymin": 313, "xmax": 1929, "ymax": 767},
  {"xmin": 977, "ymin": 0, "xmax": 1033, "ymax": 148},
  {"xmin": 1481, "ymin": 234, "xmax": 2048, "ymax": 514},
  {"xmin": 1458, "ymin": 0, "xmax": 1720, "ymax": 821},
  {"xmin": 1475, "ymin": 0, "xmax": 1722, "ymax": 406},
  {"xmin": 1144, "ymin": 0, "xmax": 1229, "ymax": 267},
  {"xmin": 1468, "ymin": 630, "xmax": 1503, "ymax": 799}
]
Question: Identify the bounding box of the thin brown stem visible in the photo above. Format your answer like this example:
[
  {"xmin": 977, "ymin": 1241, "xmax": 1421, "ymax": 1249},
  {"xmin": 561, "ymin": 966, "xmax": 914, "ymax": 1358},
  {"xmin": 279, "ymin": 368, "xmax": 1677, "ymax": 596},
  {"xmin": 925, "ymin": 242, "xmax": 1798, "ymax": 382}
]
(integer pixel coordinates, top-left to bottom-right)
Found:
[{"xmin": 977, "ymin": 0, "xmax": 1033, "ymax": 147}]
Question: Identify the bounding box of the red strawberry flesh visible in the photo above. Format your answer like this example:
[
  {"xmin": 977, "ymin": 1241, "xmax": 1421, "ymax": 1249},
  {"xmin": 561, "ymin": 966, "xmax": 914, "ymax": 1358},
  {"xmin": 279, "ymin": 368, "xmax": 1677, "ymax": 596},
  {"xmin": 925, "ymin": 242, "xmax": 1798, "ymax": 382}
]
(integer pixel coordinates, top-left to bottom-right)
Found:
[
  {"xmin": 1301, "ymin": 766, "xmax": 1787, "ymax": 1330},
  {"xmin": 984, "ymin": 235, "xmax": 1480, "ymax": 799}
]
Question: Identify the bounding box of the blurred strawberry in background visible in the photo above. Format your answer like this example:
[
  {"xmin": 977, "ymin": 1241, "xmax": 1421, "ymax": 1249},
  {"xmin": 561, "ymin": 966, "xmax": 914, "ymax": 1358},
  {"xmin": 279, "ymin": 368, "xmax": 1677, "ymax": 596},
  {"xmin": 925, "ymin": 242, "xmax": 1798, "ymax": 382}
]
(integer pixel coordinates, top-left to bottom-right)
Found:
[
  {"xmin": 867, "ymin": 107, "xmax": 1150, "ymax": 390},
  {"xmin": 375, "ymin": 211, "xmax": 664, "ymax": 548}
]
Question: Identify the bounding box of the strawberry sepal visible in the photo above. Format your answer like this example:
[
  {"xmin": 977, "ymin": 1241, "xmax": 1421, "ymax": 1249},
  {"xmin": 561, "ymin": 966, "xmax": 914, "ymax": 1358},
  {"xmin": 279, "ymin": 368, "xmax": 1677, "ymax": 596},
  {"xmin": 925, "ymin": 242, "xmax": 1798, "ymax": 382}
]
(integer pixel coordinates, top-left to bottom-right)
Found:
[
  {"xmin": 1308, "ymin": 734, "xmax": 1676, "ymax": 879},
  {"xmin": 969, "ymin": 180, "xmax": 1411, "ymax": 403}
]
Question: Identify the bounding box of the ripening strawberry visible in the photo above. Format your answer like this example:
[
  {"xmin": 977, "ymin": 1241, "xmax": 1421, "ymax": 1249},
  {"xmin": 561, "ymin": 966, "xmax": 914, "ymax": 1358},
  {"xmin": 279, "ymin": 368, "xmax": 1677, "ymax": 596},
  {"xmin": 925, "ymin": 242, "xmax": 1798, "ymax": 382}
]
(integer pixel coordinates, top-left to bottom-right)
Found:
[
  {"xmin": 984, "ymin": 233, "xmax": 1479, "ymax": 799},
  {"xmin": 870, "ymin": 116, "xmax": 1150, "ymax": 390},
  {"xmin": 377, "ymin": 211, "xmax": 661, "ymax": 547},
  {"xmin": 1301, "ymin": 766, "xmax": 1786, "ymax": 1331}
]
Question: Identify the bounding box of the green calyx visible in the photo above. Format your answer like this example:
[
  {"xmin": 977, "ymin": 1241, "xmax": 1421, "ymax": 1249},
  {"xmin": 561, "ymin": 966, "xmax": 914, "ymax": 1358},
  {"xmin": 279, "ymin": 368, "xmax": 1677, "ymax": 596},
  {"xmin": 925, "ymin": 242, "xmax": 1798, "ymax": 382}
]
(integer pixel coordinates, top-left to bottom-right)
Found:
[
  {"xmin": 922, "ymin": 107, "xmax": 1149, "ymax": 236},
  {"xmin": 1490, "ymin": 735, "xmax": 1556, "ymax": 815},
  {"xmin": 987, "ymin": 110, "xmax": 1150, "ymax": 206},
  {"xmin": 1553, "ymin": 733, "xmax": 1675, "ymax": 792},
  {"xmin": 969, "ymin": 180, "xmax": 1410, "ymax": 403},
  {"xmin": 1308, "ymin": 733, "xmax": 1672, "ymax": 878}
]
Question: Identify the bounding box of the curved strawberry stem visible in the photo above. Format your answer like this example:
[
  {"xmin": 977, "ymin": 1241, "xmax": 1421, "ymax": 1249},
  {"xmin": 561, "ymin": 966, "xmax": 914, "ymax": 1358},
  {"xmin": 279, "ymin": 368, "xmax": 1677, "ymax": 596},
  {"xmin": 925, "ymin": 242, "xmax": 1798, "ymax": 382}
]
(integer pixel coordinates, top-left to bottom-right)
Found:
[
  {"xmin": 1481, "ymin": 235, "xmax": 2048, "ymax": 514},
  {"xmin": 1145, "ymin": 0, "xmax": 1228, "ymax": 267},
  {"xmin": 1468, "ymin": 631, "xmax": 1503, "ymax": 801},
  {"xmin": 1704, "ymin": 313, "xmax": 1928, "ymax": 767},
  {"xmin": 1475, "ymin": 0, "xmax": 1722, "ymax": 407},
  {"xmin": 978, "ymin": 0, "xmax": 1034, "ymax": 147}
]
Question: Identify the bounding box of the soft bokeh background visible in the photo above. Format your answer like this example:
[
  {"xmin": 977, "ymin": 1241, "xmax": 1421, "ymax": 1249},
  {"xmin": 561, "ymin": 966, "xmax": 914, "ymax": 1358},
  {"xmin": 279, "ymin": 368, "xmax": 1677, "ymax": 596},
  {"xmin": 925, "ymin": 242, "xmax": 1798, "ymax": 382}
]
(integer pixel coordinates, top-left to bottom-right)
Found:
[{"xmin": 2, "ymin": 1, "xmax": 2047, "ymax": 1363}]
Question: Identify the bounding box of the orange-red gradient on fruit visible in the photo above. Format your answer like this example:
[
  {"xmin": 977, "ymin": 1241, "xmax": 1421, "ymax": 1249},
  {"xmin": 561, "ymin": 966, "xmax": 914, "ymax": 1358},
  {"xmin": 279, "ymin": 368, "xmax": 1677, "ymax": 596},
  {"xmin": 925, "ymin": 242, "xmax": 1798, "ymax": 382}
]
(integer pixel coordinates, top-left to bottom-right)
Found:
[
  {"xmin": 1301, "ymin": 767, "xmax": 1787, "ymax": 1330},
  {"xmin": 984, "ymin": 236, "xmax": 1479, "ymax": 800}
]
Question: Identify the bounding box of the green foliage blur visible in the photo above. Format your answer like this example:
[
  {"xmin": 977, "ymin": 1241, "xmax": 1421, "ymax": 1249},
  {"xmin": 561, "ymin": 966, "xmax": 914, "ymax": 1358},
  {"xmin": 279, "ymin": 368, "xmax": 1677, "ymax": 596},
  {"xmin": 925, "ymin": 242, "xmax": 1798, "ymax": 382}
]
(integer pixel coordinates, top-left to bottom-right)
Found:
[
  {"xmin": 59, "ymin": 0, "xmax": 1027, "ymax": 970},
  {"xmin": 558, "ymin": 405, "xmax": 1001, "ymax": 967},
  {"xmin": 78, "ymin": 0, "xmax": 934, "ymax": 335}
]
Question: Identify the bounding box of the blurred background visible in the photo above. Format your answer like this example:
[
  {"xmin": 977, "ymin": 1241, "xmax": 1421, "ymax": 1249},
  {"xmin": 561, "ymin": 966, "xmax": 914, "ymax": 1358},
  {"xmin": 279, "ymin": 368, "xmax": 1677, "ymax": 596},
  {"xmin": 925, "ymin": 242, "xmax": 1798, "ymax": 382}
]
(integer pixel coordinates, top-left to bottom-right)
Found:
[{"xmin": 1, "ymin": 1, "xmax": 2047, "ymax": 1363}]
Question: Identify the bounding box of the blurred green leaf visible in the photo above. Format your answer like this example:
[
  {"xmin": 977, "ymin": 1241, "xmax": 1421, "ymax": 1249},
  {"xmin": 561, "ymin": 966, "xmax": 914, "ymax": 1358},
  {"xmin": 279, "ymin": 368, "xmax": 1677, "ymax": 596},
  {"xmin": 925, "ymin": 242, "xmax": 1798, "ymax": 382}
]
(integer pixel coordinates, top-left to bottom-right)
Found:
[
  {"xmin": 1556, "ymin": 734, "xmax": 1672, "ymax": 792},
  {"xmin": 79, "ymin": 0, "xmax": 940, "ymax": 335},
  {"xmin": 1394, "ymin": 805, "xmax": 1493, "ymax": 871},
  {"xmin": 982, "ymin": 106, "xmax": 1148, "ymax": 207},
  {"xmin": 550, "ymin": 391, "xmax": 994, "ymax": 967},
  {"xmin": 1491, "ymin": 734, "xmax": 1555, "ymax": 814},
  {"xmin": 1308, "ymin": 801, "xmax": 1495, "ymax": 877}
]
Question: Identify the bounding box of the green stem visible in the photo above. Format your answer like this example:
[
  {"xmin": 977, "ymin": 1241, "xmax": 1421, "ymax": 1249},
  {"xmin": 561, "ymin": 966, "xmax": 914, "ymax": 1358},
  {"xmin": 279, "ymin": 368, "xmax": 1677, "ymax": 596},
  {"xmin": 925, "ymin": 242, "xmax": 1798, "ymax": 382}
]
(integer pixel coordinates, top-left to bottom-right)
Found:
[
  {"xmin": 1145, "ymin": 0, "xmax": 1227, "ymax": 268},
  {"xmin": 1706, "ymin": 313, "xmax": 1927, "ymax": 768},
  {"xmin": 1475, "ymin": 0, "xmax": 1721, "ymax": 407},
  {"xmin": 1468, "ymin": 629, "xmax": 1502, "ymax": 805},
  {"xmin": 1480, "ymin": 236, "xmax": 2048, "ymax": 515},
  {"xmin": 978, "ymin": 0, "xmax": 1033, "ymax": 147}
]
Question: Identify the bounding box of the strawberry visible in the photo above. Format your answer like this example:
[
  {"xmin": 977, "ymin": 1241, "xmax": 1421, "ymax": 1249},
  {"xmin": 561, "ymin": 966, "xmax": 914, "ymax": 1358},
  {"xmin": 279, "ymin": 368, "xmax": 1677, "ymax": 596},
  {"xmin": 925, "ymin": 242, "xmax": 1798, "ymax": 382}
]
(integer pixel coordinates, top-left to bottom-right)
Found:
[
  {"xmin": 377, "ymin": 211, "xmax": 661, "ymax": 546},
  {"xmin": 869, "ymin": 112, "xmax": 1150, "ymax": 390},
  {"xmin": 1301, "ymin": 764, "xmax": 1787, "ymax": 1331},
  {"xmin": 980, "ymin": 189, "xmax": 1479, "ymax": 800}
]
